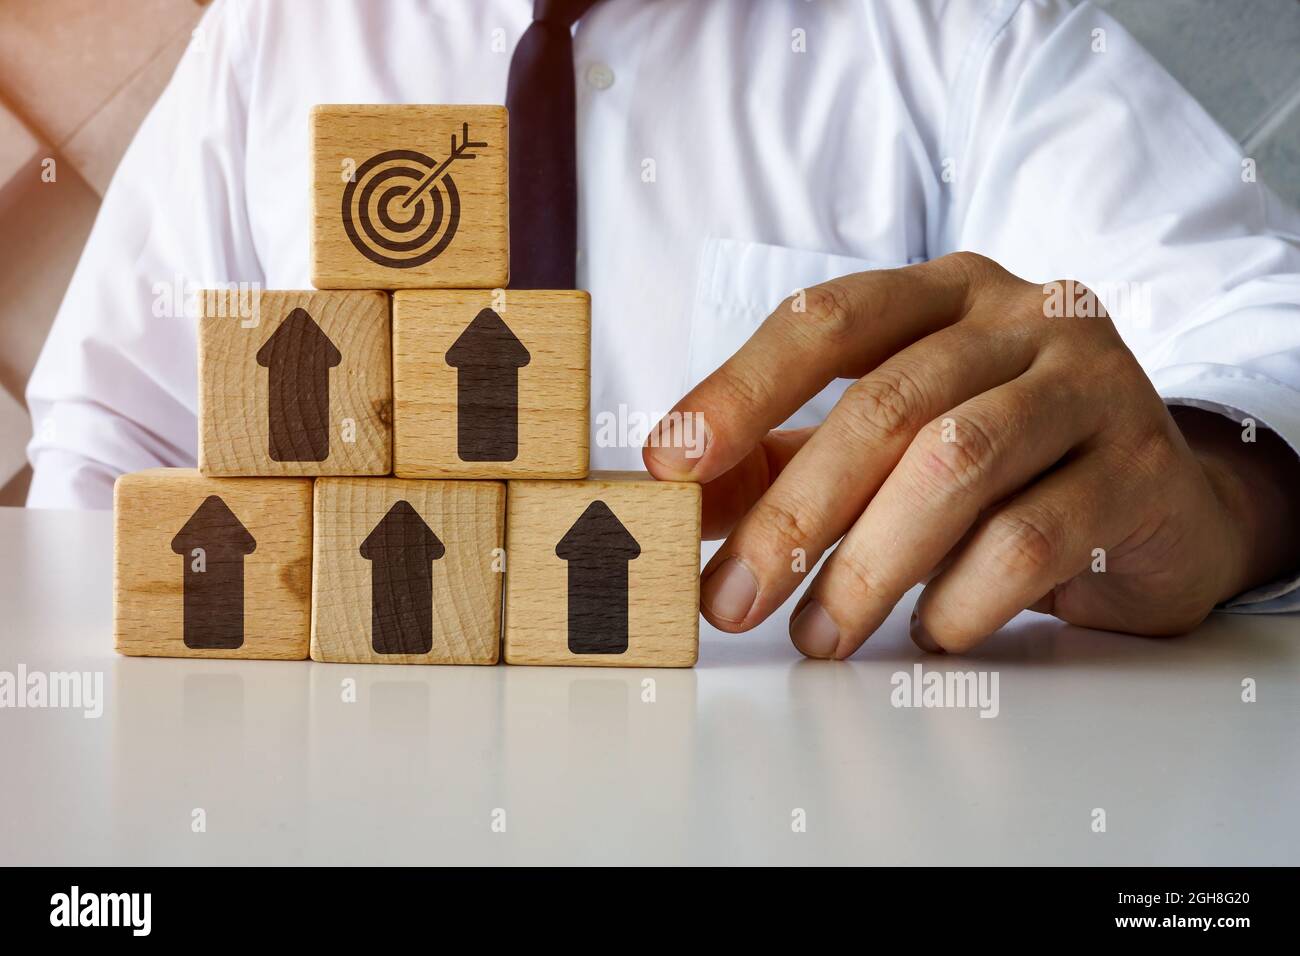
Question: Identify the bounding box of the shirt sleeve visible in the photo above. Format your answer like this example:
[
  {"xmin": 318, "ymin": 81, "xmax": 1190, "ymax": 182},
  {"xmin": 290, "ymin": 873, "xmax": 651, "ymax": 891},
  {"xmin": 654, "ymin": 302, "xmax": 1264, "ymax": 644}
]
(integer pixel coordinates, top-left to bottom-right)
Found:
[
  {"xmin": 934, "ymin": 0, "xmax": 1300, "ymax": 612},
  {"xmin": 24, "ymin": 0, "xmax": 261, "ymax": 510}
]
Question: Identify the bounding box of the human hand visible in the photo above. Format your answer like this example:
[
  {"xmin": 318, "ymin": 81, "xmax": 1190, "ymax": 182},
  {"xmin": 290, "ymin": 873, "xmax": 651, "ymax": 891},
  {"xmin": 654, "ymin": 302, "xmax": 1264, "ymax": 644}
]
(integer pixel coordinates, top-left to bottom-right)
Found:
[{"xmin": 644, "ymin": 253, "xmax": 1300, "ymax": 657}]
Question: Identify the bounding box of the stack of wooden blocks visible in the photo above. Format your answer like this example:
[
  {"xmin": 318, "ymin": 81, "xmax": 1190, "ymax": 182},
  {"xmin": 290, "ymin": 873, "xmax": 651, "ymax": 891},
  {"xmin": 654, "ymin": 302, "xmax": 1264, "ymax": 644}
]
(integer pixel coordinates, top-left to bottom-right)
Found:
[{"xmin": 113, "ymin": 105, "xmax": 701, "ymax": 668}]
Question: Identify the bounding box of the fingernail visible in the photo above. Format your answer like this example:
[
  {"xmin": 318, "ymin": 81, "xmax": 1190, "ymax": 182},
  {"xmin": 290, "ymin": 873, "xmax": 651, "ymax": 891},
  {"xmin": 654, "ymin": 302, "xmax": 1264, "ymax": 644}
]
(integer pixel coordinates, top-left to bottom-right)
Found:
[
  {"xmin": 701, "ymin": 557, "xmax": 757, "ymax": 623},
  {"xmin": 645, "ymin": 414, "xmax": 710, "ymax": 477},
  {"xmin": 790, "ymin": 601, "xmax": 840, "ymax": 659},
  {"xmin": 910, "ymin": 610, "xmax": 945, "ymax": 654}
]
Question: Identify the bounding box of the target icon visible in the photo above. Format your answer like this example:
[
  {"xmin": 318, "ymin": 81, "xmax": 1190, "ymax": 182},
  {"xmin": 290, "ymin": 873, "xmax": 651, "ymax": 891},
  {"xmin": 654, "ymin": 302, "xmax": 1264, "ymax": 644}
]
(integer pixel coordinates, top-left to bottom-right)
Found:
[{"xmin": 341, "ymin": 122, "xmax": 488, "ymax": 269}]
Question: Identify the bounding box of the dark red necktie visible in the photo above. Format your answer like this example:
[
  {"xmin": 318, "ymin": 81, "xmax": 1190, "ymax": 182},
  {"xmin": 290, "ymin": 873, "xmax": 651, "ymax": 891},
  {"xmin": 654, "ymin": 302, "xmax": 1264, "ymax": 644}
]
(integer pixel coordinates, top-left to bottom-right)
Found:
[{"xmin": 506, "ymin": 0, "xmax": 603, "ymax": 289}]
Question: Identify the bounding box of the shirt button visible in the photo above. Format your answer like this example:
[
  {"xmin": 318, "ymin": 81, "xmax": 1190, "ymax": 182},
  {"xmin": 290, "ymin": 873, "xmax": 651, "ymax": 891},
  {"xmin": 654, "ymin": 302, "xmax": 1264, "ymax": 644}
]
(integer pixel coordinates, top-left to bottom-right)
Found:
[{"xmin": 586, "ymin": 63, "xmax": 615, "ymax": 90}]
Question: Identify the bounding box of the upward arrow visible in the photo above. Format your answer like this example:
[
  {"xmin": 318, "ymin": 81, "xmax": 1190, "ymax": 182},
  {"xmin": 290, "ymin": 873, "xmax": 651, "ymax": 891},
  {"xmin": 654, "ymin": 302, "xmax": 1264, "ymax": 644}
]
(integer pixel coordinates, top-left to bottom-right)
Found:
[
  {"xmin": 170, "ymin": 495, "xmax": 257, "ymax": 649},
  {"xmin": 445, "ymin": 308, "xmax": 530, "ymax": 462},
  {"xmin": 556, "ymin": 501, "xmax": 641, "ymax": 655},
  {"xmin": 360, "ymin": 500, "xmax": 445, "ymax": 655},
  {"xmin": 256, "ymin": 308, "xmax": 342, "ymax": 463}
]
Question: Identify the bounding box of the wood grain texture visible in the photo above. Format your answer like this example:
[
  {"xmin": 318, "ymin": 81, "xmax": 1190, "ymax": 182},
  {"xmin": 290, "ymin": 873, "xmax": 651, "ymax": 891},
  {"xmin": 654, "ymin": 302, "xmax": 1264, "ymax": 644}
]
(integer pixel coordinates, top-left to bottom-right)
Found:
[
  {"xmin": 504, "ymin": 472, "xmax": 701, "ymax": 667},
  {"xmin": 113, "ymin": 468, "xmax": 312, "ymax": 659},
  {"xmin": 311, "ymin": 477, "xmax": 505, "ymax": 664},
  {"xmin": 393, "ymin": 290, "xmax": 590, "ymax": 479},
  {"xmin": 310, "ymin": 104, "xmax": 508, "ymax": 290},
  {"xmin": 198, "ymin": 289, "xmax": 392, "ymax": 477}
]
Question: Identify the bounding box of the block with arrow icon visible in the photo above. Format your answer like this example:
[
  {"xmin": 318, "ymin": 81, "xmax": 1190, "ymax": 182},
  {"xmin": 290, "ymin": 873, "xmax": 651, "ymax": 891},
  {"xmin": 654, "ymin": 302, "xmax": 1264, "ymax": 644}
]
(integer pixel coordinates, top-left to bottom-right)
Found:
[
  {"xmin": 113, "ymin": 468, "xmax": 313, "ymax": 659},
  {"xmin": 310, "ymin": 477, "xmax": 506, "ymax": 665},
  {"xmin": 198, "ymin": 289, "xmax": 392, "ymax": 477},
  {"xmin": 392, "ymin": 289, "xmax": 590, "ymax": 479},
  {"xmin": 504, "ymin": 472, "xmax": 701, "ymax": 667},
  {"xmin": 311, "ymin": 104, "xmax": 508, "ymax": 290}
]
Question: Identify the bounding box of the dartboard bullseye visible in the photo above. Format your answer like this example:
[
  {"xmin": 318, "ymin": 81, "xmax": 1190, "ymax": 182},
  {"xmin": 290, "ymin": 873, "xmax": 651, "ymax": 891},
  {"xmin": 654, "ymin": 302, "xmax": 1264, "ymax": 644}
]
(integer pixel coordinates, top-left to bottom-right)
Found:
[{"xmin": 339, "ymin": 122, "xmax": 488, "ymax": 269}]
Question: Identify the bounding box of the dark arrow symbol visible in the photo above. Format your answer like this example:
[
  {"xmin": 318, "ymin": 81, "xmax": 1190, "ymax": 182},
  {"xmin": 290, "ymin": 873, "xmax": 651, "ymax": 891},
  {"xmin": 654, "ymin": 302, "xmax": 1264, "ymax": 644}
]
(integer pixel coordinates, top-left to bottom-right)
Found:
[
  {"xmin": 556, "ymin": 501, "xmax": 641, "ymax": 655},
  {"xmin": 256, "ymin": 308, "xmax": 342, "ymax": 462},
  {"xmin": 359, "ymin": 500, "xmax": 445, "ymax": 655},
  {"xmin": 170, "ymin": 495, "xmax": 257, "ymax": 649},
  {"xmin": 445, "ymin": 308, "xmax": 530, "ymax": 461}
]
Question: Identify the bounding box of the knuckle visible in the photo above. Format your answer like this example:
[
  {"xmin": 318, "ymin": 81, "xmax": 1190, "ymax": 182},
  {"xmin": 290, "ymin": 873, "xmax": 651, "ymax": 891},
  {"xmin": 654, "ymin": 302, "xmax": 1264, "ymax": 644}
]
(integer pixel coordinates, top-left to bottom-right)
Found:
[
  {"xmin": 1091, "ymin": 341, "xmax": 1141, "ymax": 379},
  {"xmin": 800, "ymin": 280, "xmax": 859, "ymax": 345},
  {"xmin": 826, "ymin": 545, "xmax": 889, "ymax": 605},
  {"xmin": 709, "ymin": 363, "xmax": 769, "ymax": 412},
  {"xmin": 986, "ymin": 509, "xmax": 1063, "ymax": 580},
  {"xmin": 1127, "ymin": 421, "xmax": 1180, "ymax": 482},
  {"xmin": 839, "ymin": 368, "xmax": 926, "ymax": 445},
  {"xmin": 944, "ymin": 250, "xmax": 1002, "ymax": 285},
  {"xmin": 753, "ymin": 493, "xmax": 822, "ymax": 555},
  {"xmin": 1075, "ymin": 280, "xmax": 1107, "ymax": 318},
  {"xmin": 946, "ymin": 250, "xmax": 993, "ymax": 272},
  {"xmin": 1040, "ymin": 278, "xmax": 1129, "ymax": 341},
  {"xmin": 910, "ymin": 412, "xmax": 999, "ymax": 497}
]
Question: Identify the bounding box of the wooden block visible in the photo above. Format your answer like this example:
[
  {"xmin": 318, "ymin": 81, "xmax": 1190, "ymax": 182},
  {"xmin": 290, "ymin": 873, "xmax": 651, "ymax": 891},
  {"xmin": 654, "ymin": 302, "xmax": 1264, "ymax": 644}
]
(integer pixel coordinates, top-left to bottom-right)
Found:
[
  {"xmin": 198, "ymin": 289, "xmax": 391, "ymax": 477},
  {"xmin": 311, "ymin": 477, "xmax": 505, "ymax": 665},
  {"xmin": 310, "ymin": 104, "xmax": 508, "ymax": 290},
  {"xmin": 113, "ymin": 468, "xmax": 312, "ymax": 659},
  {"xmin": 392, "ymin": 289, "xmax": 590, "ymax": 479},
  {"xmin": 504, "ymin": 472, "xmax": 701, "ymax": 667}
]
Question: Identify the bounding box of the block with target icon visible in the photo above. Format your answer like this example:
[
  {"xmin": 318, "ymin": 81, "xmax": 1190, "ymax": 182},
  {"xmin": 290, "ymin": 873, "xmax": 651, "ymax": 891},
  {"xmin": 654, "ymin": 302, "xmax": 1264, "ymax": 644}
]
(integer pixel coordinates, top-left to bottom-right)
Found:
[
  {"xmin": 310, "ymin": 104, "xmax": 509, "ymax": 290},
  {"xmin": 392, "ymin": 289, "xmax": 590, "ymax": 479},
  {"xmin": 503, "ymin": 472, "xmax": 702, "ymax": 668},
  {"xmin": 198, "ymin": 289, "xmax": 392, "ymax": 477},
  {"xmin": 310, "ymin": 477, "xmax": 506, "ymax": 665}
]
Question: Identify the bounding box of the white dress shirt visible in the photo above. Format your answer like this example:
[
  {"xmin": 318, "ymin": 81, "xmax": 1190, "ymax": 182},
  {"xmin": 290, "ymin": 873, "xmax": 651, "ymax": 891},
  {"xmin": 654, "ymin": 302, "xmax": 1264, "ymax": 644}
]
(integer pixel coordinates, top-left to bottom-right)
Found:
[{"xmin": 25, "ymin": 0, "xmax": 1300, "ymax": 611}]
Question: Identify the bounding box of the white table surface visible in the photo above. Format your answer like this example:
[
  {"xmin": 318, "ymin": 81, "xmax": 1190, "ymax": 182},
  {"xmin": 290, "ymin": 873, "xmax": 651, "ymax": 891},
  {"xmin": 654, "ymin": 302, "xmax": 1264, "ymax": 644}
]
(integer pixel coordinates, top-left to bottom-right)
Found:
[{"xmin": 0, "ymin": 505, "xmax": 1296, "ymax": 865}]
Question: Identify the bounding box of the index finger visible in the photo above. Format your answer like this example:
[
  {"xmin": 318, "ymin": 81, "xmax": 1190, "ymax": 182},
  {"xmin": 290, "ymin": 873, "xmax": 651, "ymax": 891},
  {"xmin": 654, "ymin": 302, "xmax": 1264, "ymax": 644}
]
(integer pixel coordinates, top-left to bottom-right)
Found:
[{"xmin": 642, "ymin": 254, "xmax": 980, "ymax": 483}]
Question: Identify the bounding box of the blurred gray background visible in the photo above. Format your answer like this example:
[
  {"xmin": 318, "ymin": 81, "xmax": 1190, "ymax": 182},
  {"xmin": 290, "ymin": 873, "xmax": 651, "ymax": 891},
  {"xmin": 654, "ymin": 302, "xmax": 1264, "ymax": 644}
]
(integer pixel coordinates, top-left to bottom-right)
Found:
[
  {"xmin": 0, "ymin": 0, "xmax": 1297, "ymax": 505},
  {"xmin": 1098, "ymin": 0, "xmax": 1300, "ymax": 191}
]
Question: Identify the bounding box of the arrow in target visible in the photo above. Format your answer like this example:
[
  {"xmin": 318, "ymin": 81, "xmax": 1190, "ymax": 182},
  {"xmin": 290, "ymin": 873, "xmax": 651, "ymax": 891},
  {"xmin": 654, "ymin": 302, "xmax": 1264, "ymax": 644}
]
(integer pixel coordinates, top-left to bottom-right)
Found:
[{"xmin": 398, "ymin": 122, "xmax": 488, "ymax": 211}]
